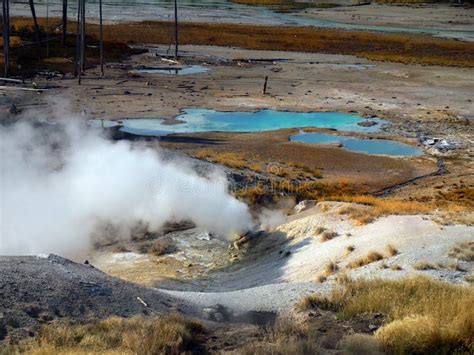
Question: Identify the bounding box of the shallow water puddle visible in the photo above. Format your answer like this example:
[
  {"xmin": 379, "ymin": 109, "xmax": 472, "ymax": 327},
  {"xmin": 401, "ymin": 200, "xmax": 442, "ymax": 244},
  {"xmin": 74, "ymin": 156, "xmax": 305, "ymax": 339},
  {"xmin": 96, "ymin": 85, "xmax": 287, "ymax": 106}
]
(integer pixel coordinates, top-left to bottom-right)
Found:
[
  {"xmin": 90, "ymin": 109, "xmax": 385, "ymax": 136},
  {"xmin": 290, "ymin": 132, "xmax": 423, "ymax": 157},
  {"xmin": 129, "ymin": 65, "xmax": 209, "ymax": 75}
]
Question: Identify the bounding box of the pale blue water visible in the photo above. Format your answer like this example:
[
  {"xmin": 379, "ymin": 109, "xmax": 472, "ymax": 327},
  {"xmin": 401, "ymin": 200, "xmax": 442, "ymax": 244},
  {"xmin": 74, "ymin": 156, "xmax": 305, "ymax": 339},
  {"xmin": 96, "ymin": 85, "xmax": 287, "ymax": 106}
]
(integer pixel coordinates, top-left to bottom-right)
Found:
[
  {"xmin": 290, "ymin": 132, "xmax": 422, "ymax": 157},
  {"xmin": 129, "ymin": 65, "xmax": 209, "ymax": 75},
  {"xmin": 90, "ymin": 109, "xmax": 385, "ymax": 135}
]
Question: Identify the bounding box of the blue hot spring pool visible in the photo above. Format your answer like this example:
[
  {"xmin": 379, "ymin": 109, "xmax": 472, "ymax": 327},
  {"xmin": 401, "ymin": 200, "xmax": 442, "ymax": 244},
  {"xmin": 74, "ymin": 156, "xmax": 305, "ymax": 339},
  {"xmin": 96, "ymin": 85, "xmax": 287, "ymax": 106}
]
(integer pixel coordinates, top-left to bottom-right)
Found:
[
  {"xmin": 91, "ymin": 109, "xmax": 385, "ymax": 135},
  {"xmin": 129, "ymin": 65, "xmax": 209, "ymax": 75},
  {"xmin": 290, "ymin": 132, "xmax": 423, "ymax": 157}
]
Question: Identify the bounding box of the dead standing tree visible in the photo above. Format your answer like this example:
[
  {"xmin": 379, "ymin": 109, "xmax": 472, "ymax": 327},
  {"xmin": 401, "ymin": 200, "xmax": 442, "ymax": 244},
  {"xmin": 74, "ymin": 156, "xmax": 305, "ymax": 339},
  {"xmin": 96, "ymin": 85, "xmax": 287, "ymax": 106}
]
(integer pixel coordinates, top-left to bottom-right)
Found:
[
  {"xmin": 2, "ymin": 0, "xmax": 10, "ymax": 77},
  {"xmin": 62, "ymin": 0, "xmax": 68, "ymax": 45},
  {"xmin": 174, "ymin": 0, "xmax": 178, "ymax": 60},
  {"xmin": 28, "ymin": 0, "xmax": 42, "ymax": 51},
  {"xmin": 99, "ymin": 0, "xmax": 103, "ymax": 76}
]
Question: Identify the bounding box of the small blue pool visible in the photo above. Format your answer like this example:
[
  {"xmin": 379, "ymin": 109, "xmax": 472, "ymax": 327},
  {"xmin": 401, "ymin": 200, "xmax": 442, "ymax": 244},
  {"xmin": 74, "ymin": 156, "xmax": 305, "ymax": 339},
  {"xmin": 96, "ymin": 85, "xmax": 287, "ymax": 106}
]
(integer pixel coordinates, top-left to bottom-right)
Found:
[
  {"xmin": 129, "ymin": 65, "xmax": 209, "ymax": 75},
  {"xmin": 91, "ymin": 109, "xmax": 385, "ymax": 135},
  {"xmin": 290, "ymin": 132, "xmax": 423, "ymax": 157}
]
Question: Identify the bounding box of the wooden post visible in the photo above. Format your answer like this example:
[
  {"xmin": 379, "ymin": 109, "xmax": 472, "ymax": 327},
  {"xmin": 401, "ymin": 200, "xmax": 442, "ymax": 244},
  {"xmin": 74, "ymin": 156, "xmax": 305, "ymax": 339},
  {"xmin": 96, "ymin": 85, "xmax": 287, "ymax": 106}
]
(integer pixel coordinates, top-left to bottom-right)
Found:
[
  {"xmin": 2, "ymin": 0, "xmax": 10, "ymax": 77},
  {"xmin": 80, "ymin": 0, "xmax": 85, "ymax": 71},
  {"xmin": 28, "ymin": 0, "xmax": 42, "ymax": 49},
  {"xmin": 62, "ymin": 0, "xmax": 68, "ymax": 45},
  {"xmin": 75, "ymin": 0, "xmax": 81, "ymax": 81},
  {"xmin": 99, "ymin": 0, "xmax": 104, "ymax": 76},
  {"xmin": 174, "ymin": 0, "xmax": 178, "ymax": 60},
  {"xmin": 262, "ymin": 76, "xmax": 268, "ymax": 95}
]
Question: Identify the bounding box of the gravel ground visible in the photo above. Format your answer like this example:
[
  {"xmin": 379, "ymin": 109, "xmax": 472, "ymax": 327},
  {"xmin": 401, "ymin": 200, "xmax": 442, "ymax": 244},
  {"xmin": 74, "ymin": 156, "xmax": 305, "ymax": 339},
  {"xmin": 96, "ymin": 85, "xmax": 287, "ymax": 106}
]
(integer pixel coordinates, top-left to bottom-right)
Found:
[{"xmin": 0, "ymin": 254, "xmax": 180, "ymax": 342}]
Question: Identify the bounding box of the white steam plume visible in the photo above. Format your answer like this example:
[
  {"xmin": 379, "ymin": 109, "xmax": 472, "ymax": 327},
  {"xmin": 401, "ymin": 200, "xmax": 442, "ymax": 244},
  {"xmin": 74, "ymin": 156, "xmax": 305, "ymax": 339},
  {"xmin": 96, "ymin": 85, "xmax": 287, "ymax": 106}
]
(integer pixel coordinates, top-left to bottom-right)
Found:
[{"xmin": 0, "ymin": 109, "xmax": 253, "ymax": 256}]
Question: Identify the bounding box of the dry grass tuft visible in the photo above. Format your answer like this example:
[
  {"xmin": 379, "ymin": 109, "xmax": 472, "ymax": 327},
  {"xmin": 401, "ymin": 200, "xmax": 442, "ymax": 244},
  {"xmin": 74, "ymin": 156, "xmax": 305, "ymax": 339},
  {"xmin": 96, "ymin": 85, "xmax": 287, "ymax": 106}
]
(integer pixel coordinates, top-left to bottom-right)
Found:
[
  {"xmin": 333, "ymin": 195, "xmax": 471, "ymax": 225},
  {"xmin": 296, "ymin": 293, "xmax": 340, "ymax": 312},
  {"xmin": 314, "ymin": 226, "xmax": 326, "ymax": 235},
  {"xmin": 320, "ymin": 231, "xmax": 337, "ymax": 242},
  {"xmin": 323, "ymin": 261, "xmax": 339, "ymax": 277},
  {"xmin": 19, "ymin": 314, "xmax": 205, "ymax": 354},
  {"xmin": 333, "ymin": 195, "xmax": 433, "ymax": 224},
  {"xmin": 346, "ymin": 251, "xmax": 384, "ymax": 269},
  {"xmin": 448, "ymin": 241, "xmax": 474, "ymax": 262},
  {"xmin": 465, "ymin": 274, "xmax": 474, "ymax": 283},
  {"xmin": 390, "ymin": 264, "xmax": 402, "ymax": 271},
  {"xmin": 236, "ymin": 185, "xmax": 266, "ymax": 204},
  {"xmin": 149, "ymin": 239, "xmax": 172, "ymax": 257},
  {"xmin": 447, "ymin": 262, "xmax": 466, "ymax": 272},
  {"xmin": 342, "ymin": 333, "xmax": 382, "ymax": 355},
  {"xmin": 344, "ymin": 245, "xmax": 355, "ymax": 257},
  {"xmin": 194, "ymin": 149, "xmax": 247, "ymax": 169},
  {"xmin": 385, "ymin": 244, "xmax": 398, "ymax": 257},
  {"xmin": 413, "ymin": 260, "xmax": 437, "ymax": 270},
  {"xmin": 240, "ymin": 317, "xmax": 321, "ymax": 354},
  {"xmin": 316, "ymin": 274, "xmax": 327, "ymax": 283},
  {"xmin": 297, "ymin": 276, "xmax": 474, "ymax": 353}
]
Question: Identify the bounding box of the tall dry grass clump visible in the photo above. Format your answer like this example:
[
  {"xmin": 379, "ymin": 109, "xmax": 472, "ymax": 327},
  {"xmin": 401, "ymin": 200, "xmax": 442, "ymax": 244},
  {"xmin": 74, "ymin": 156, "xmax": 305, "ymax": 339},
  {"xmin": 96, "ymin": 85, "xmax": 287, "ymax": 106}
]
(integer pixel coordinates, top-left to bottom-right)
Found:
[
  {"xmin": 346, "ymin": 250, "xmax": 384, "ymax": 269},
  {"xmin": 241, "ymin": 317, "xmax": 321, "ymax": 354},
  {"xmin": 194, "ymin": 149, "xmax": 248, "ymax": 169},
  {"xmin": 334, "ymin": 195, "xmax": 433, "ymax": 224},
  {"xmin": 298, "ymin": 276, "xmax": 474, "ymax": 353},
  {"xmin": 22, "ymin": 314, "xmax": 205, "ymax": 354}
]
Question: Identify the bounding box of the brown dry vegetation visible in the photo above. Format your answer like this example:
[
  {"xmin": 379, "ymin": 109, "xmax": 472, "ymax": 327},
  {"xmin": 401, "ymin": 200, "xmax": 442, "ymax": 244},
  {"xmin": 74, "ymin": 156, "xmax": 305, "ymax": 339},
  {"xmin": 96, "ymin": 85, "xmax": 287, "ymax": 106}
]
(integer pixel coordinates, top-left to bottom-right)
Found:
[
  {"xmin": 194, "ymin": 148, "xmax": 322, "ymax": 180},
  {"xmin": 320, "ymin": 230, "xmax": 337, "ymax": 242},
  {"xmin": 448, "ymin": 241, "xmax": 474, "ymax": 262},
  {"xmin": 237, "ymin": 179, "xmax": 354, "ymax": 206},
  {"xmin": 297, "ymin": 276, "xmax": 474, "ymax": 354},
  {"xmin": 346, "ymin": 250, "xmax": 384, "ymax": 269},
  {"xmin": 413, "ymin": 260, "xmax": 438, "ymax": 270},
  {"xmin": 240, "ymin": 317, "xmax": 321, "ymax": 354},
  {"xmin": 344, "ymin": 245, "xmax": 355, "ymax": 257},
  {"xmin": 8, "ymin": 314, "xmax": 206, "ymax": 354},
  {"xmin": 8, "ymin": 17, "xmax": 474, "ymax": 68},
  {"xmin": 385, "ymin": 244, "xmax": 398, "ymax": 256},
  {"xmin": 333, "ymin": 195, "xmax": 471, "ymax": 225},
  {"xmin": 322, "ymin": 261, "xmax": 339, "ymax": 277}
]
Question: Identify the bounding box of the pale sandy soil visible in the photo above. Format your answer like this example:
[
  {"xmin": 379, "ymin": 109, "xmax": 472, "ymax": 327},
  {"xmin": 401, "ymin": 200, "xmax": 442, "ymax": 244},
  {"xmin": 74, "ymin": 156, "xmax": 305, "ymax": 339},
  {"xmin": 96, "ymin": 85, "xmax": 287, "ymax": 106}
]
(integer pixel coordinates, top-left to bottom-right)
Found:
[
  {"xmin": 298, "ymin": 4, "xmax": 474, "ymax": 32},
  {"xmin": 148, "ymin": 202, "xmax": 473, "ymax": 317}
]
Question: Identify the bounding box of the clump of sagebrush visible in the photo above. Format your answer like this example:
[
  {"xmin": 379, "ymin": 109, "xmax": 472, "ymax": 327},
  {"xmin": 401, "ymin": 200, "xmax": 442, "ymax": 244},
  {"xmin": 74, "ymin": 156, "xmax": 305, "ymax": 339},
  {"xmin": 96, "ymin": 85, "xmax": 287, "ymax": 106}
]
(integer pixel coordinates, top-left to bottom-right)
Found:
[
  {"xmin": 296, "ymin": 276, "xmax": 474, "ymax": 354},
  {"xmin": 17, "ymin": 314, "xmax": 206, "ymax": 354}
]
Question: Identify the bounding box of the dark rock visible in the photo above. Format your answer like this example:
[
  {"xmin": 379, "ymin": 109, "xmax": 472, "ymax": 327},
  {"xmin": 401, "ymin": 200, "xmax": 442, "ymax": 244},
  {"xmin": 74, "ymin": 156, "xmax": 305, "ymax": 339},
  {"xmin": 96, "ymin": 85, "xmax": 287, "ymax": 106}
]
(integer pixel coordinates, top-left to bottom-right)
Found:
[{"xmin": 357, "ymin": 120, "xmax": 378, "ymax": 127}]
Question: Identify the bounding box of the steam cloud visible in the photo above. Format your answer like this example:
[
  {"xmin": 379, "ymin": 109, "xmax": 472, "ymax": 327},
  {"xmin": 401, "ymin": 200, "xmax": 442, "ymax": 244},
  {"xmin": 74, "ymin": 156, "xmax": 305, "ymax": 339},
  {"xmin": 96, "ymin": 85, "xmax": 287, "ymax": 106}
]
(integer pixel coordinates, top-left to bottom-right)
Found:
[{"xmin": 0, "ymin": 106, "xmax": 253, "ymax": 256}]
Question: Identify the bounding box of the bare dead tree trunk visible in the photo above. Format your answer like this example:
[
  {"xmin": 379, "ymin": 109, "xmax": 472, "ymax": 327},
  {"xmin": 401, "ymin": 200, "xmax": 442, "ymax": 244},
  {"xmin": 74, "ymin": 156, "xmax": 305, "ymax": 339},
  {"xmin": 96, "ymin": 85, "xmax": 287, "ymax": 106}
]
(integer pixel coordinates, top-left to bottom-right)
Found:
[
  {"xmin": 28, "ymin": 0, "xmax": 42, "ymax": 48},
  {"xmin": 2, "ymin": 0, "xmax": 10, "ymax": 77},
  {"xmin": 75, "ymin": 0, "xmax": 81, "ymax": 80},
  {"xmin": 99, "ymin": 0, "xmax": 103, "ymax": 76},
  {"xmin": 262, "ymin": 76, "xmax": 268, "ymax": 95},
  {"xmin": 80, "ymin": 0, "xmax": 85, "ymax": 71},
  {"xmin": 174, "ymin": 0, "xmax": 178, "ymax": 60},
  {"xmin": 62, "ymin": 0, "xmax": 67, "ymax": 45}
]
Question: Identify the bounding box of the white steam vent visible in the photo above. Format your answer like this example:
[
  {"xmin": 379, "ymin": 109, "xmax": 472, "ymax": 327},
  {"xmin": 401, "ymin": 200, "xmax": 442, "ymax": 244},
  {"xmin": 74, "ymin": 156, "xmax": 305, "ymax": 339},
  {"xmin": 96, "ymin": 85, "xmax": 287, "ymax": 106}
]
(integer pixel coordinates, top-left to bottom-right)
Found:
[{"xmin": 0, "ymin": 108, "xmax": 252, "ymax": 256}]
